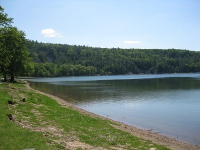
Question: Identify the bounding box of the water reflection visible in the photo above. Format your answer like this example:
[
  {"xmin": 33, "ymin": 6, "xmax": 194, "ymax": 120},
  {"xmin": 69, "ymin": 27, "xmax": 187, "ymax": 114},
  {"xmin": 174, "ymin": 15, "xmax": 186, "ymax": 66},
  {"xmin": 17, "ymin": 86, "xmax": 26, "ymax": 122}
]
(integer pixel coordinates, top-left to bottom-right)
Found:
[
  {"xmin": 29, "ymin": 75, "xmax": 200, "ymax": 145},
  {"xmin": 30, "ymin": 77, "xmax": 200, "ymax": 104}
]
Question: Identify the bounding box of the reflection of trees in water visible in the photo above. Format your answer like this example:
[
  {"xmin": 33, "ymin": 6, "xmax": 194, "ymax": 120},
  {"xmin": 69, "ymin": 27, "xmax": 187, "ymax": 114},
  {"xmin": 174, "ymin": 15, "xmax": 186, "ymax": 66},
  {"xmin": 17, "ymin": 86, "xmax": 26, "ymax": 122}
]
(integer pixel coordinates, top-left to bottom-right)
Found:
[
  {"xmin": 103, "ymin": 78, "xmax": 200, "ymax": 90},
  {"xmin": 29, "ymin": 77, "xmax": 200, "ymax": 104}
]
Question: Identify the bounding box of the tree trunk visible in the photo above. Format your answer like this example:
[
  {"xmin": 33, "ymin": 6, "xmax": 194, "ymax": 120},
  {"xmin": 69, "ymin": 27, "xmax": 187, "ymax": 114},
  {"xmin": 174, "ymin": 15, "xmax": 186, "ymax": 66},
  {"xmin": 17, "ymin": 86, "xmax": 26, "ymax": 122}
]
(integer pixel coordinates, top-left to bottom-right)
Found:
[
  {"xmin": 10, "ymin": 73, "xmax": 14, "ymax": 82},
  {"xmin": 3, "ymin": 73, "xmax": 7, "ymax": 82}
]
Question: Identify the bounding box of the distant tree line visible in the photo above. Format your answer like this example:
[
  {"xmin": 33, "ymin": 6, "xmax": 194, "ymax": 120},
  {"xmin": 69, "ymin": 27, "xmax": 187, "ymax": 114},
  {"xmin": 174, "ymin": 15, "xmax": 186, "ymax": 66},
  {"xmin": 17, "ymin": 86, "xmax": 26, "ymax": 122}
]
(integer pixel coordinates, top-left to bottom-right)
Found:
[
  {"xmin": 2, "ymin": 3, "xmax": 199, "ymax": 80},
  {"xmin": 27, "ymin": 40, "xmax": 200, "ymax": 77}
]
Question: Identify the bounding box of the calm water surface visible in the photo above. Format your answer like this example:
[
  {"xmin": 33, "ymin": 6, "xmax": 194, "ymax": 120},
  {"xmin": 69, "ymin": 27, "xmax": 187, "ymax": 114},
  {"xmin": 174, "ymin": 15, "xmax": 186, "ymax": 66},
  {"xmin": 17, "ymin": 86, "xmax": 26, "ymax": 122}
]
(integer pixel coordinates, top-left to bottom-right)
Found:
[{"xmin": 27, "ymin": 74, "xmax": 200, "ymax": 146}]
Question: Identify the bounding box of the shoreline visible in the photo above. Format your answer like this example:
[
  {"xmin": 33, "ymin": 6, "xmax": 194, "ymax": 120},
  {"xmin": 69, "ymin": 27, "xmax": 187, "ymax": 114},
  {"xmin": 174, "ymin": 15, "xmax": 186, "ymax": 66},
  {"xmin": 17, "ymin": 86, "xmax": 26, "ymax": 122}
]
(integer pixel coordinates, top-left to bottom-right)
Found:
[{"xmin": 26, "ymin": 82, "xmax": 200, "ymax": 150}]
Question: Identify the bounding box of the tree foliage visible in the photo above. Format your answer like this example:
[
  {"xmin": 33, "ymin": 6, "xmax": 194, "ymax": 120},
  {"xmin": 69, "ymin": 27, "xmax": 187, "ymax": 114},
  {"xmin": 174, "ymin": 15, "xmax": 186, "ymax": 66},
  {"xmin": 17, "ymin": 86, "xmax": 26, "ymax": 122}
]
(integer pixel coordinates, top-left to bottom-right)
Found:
[
  {"xmin": 1, "ymin": 5, "xmax": 199, "ymax": 79},
  {"xmin": 0, "ymin": 6, "xmax": 12, "ymax": 27},
  {"xmin": 27, "ymin": 40, "xmax": 200, "ymax": 77},
  {"xmin": 0, "ymin": 27, "xmax": 33, "ymax": 81},
  {"xmin": 0, "ymin": 6, "xmax": 33, "ymax": 81}
]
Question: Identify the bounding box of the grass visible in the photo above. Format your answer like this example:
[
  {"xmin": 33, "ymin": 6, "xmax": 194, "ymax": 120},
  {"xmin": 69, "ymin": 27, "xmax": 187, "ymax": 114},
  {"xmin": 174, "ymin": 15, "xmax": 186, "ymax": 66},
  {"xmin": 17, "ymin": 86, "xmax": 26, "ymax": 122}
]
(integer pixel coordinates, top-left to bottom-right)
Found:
[
  {"xmin": 0, "ymin": 81, "xmax": 170, "ymax": 150},
  {"xmin": 0, "ymin": 84, "xmax": 61, "ymax": 150}
]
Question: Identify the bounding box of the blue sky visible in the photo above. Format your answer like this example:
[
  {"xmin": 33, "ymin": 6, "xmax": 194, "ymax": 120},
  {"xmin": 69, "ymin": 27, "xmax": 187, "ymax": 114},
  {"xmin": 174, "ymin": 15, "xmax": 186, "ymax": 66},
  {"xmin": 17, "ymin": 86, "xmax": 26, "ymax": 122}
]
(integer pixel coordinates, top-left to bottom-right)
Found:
[{"xmin": 1, "ymin": 0, "xmax": 200, "ymax": 51}]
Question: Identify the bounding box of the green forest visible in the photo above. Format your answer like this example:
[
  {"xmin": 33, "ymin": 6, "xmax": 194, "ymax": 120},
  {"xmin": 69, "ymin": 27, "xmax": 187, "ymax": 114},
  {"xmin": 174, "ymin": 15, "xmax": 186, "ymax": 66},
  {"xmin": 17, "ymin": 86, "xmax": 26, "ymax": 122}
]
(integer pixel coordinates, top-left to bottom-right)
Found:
[
  {"xmin": 1, "ymin": 5, "xmax": 200, "ymax": 79},
  {"xmin": 27, "ymin": 40, "xmax": 200, "ymax": 77}
]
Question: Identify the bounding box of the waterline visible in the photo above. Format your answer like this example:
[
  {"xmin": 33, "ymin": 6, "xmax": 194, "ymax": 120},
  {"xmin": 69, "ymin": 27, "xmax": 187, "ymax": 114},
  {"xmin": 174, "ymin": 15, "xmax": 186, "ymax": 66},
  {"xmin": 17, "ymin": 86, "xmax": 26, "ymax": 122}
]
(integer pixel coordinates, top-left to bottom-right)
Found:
[{"xmin": 28, "ymin": 73, "xmax": 200, "ymax": 146}]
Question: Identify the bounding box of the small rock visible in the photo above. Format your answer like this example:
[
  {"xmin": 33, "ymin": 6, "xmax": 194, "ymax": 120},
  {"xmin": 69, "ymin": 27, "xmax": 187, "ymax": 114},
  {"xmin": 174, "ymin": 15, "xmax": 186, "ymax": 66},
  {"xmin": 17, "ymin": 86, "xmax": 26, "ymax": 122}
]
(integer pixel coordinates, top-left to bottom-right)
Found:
[
  {"xmin": 7, "ymin": 114, "xmax": 14, "ymax": 121},
  {"xmin": 8, "ymin": 100, "xmax": 14, "ymax": 105},
  {"xmin": 149, "ymin": 148, "xmax": 156, "ymax": 150},
  {"xmin": 22, "ymin": 98, "xmax": 26, "ymax": 102}
]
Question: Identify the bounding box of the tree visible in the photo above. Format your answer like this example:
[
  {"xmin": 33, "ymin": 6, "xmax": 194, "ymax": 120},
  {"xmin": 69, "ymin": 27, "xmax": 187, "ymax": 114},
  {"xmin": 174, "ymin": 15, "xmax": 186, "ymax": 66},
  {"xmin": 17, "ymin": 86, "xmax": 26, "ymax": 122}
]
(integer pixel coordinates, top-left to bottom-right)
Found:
[
  {"xmin": 0, "ymin": 27, "xmax": 31, "ymax": 82},
  {"xmin": 0, "ymin": 5, "xmax": 13, "ymax": 80},
  {"xmin": 0, "ymin": 5, "xmax": 13, "ymax": 27}
]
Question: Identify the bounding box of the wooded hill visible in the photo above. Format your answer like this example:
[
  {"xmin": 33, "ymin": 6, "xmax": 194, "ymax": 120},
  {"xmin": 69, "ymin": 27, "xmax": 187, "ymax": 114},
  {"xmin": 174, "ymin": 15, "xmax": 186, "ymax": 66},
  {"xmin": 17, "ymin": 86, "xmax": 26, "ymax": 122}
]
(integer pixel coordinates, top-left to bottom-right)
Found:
[{"xmin": 27, "ymin": 40, "xmax": 200, "ymax": 77}]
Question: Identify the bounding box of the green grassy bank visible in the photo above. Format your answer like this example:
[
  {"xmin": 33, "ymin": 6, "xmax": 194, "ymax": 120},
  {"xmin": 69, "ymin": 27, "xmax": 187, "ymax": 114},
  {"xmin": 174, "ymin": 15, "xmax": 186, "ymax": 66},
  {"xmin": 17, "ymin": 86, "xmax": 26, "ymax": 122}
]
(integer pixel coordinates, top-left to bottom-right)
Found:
[{"xmin": 0, "ymin": 81, "xmax": 169, "ymax": 150}]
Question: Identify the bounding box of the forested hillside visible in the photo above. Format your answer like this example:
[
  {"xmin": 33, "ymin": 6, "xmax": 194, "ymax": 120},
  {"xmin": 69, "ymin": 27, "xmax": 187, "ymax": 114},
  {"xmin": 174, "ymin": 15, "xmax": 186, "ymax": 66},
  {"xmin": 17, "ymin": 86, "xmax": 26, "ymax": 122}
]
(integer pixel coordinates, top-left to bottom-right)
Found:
[{"xmin": 27, "ymin": 40, "xmax": 200, "ymax": 77}]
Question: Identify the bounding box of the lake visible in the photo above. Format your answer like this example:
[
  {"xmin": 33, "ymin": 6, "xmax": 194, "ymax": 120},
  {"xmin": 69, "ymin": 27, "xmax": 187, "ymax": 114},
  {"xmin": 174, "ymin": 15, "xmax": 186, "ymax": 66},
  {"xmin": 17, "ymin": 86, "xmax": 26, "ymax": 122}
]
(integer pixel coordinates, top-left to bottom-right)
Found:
[{"xmin": 27, "ymin": 73, "xmax": 200, "ymax": 146}]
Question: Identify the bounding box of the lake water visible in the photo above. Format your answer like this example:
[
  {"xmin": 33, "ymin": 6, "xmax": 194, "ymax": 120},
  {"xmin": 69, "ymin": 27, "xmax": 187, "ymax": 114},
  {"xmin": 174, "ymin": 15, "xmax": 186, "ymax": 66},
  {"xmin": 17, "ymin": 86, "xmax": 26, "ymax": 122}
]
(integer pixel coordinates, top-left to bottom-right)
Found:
[{"xmin": 27, "ymin": 74, "xmax": 200, "ymax": 146}]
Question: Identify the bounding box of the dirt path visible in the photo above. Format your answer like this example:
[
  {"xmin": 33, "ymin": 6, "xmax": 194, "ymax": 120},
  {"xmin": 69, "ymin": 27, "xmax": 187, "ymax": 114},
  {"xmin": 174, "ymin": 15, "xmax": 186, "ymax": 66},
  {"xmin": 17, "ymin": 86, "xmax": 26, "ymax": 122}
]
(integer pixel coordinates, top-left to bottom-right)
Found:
[{"xmin": 26, "ymin": 82, "xmax": 200, "ymax": 150}]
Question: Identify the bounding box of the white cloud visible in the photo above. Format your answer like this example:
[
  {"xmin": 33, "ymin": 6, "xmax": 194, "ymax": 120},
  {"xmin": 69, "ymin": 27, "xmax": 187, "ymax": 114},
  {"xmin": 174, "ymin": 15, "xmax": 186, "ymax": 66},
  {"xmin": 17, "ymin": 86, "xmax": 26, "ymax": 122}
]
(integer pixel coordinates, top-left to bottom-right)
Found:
[
  {"xmin": 123, "ymin": 40, "xmax": 141, "ymax": 44},
  {"xmin": 41, "ymin": 28, "xmax": 63, "ymax": 37}
]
